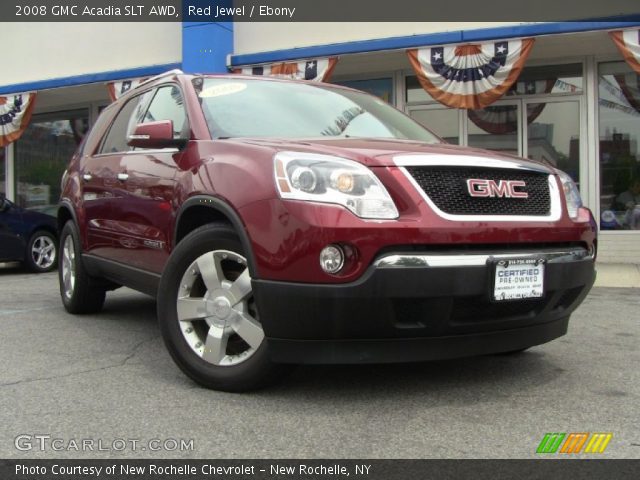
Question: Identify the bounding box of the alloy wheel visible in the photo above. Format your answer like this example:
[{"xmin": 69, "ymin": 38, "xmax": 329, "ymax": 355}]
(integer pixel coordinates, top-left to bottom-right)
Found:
[
  {"xmin": 31, "ymin": 235, "xmax": 56, "ymax": 270},
  {"xmin": 176, "ymin": 250, "xmax": 264, "ymax": 367},
  {"xmin": 61, "ymin": 235, "xmax": 76, "ymax": 299}
]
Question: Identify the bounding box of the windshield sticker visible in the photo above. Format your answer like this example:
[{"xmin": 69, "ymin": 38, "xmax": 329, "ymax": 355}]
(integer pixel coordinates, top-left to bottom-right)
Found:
[{"xmin": 199, "ymin": 83, "xmax": 247, "ymax": 98}]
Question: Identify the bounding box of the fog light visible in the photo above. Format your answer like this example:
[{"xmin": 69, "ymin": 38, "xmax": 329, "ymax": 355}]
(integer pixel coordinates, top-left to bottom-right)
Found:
[{"xmin": 319, "ymin": 245, "xmax": 344, "ymax": 274}]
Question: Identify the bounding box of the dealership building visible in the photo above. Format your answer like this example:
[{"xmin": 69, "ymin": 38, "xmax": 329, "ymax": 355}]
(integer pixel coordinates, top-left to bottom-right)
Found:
[{"xmin": 1, "ymin": 19, "xmax": 640, "ymax": 263}]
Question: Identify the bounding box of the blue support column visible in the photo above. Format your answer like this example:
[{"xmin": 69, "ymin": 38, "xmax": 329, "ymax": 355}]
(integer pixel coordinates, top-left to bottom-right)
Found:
[{"xmin": 182, "ymin": 22, "xmax": 233, "ymax": 73}]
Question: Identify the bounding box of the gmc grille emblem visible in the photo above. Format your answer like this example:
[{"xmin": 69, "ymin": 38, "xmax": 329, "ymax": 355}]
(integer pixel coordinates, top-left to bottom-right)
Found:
[{"xmin": 466, "ymin": 179, "xmax": 529, "ymax": 199}]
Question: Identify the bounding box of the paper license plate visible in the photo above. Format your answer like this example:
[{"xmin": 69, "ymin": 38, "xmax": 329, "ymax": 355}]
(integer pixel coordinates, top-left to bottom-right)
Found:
[{"xmin": 493, "ymin": 258, "xmax": 545, "ymax": 301}]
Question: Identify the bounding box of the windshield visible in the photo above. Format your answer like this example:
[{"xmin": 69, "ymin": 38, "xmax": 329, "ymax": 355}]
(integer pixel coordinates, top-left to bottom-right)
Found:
[{"xmin": 193, "ymin": 77, "xmax": 440, "ymax": 143}]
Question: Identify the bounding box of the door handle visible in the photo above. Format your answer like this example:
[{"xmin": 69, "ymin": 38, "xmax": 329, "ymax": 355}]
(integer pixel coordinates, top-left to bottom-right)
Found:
[
  {"xmin": 117, "ymin": 173, "xmax": 129, "ymax": 181},
  {"xmin": 82, "ymin": 173, "xmax": 92, "ymax": 182}
]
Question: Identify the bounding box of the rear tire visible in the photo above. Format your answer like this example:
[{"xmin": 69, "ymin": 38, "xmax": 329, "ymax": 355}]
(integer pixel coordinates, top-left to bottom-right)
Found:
[
  {"xmin": 157, "ymin": 223, "xmax": 288, "ymax": 392},
  {"xmin": 58, "ymin": 221, "xmax": 106, "ymax": 314}
]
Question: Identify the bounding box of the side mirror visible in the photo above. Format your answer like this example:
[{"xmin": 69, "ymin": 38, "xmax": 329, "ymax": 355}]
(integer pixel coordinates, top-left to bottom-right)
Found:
[{"xmin": 127, "ymin": 120, "xmax": 187, "ymax": 149}]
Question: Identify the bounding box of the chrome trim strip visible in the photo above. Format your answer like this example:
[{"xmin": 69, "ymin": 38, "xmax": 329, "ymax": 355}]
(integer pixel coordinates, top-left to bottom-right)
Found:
[
  {"xmin": 91, "ymin": 148, "xmax": 179, "ymax": 158},
  {"xmin": 125, "ymin": 148, "xmax": 179, "ymax": 155},
  {"xmin": 394, "ymin": 154, "xmax": 551, "ymax": 173},
  {"xmin": 398, "ymin": 166, "xmax": 562, "ymax": 223},
  {"xmin": 375, "ymin": 248, "xmax": 593, "ymax": 268}
]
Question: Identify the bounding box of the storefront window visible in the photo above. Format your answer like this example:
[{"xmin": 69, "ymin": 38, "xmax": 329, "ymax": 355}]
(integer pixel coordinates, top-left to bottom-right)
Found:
[
  {"xmin": 405, "ymin": 75, "xmax": 435, "ymax": 103},
  {"xmin": 14, "ymin": 110, "xmax": 89, "ymax": 212},
  {"xmin": 335, "ymin": 78, "xmax": 393, "ymax": 104},
  {"xmin": 504, "ymin": 63, "xmax": 583, "ymax": 96},
  {"xmin": 527, "ymin": 101, "xmax": 580, "ymax": 183},
  {"xmin": 467, "ymin": 104, "xmax": 520, "ymax": 155},
  {"xmin": 409, "ymin": 108, "xmax": 459, "ymax": 144},
  {"xmin": 598, "ymin": 61, "xmax": 640, "ymax": 231},
  {"xmin": 0, "ymin": 148, "xmax": 5, "ymax": 195}
]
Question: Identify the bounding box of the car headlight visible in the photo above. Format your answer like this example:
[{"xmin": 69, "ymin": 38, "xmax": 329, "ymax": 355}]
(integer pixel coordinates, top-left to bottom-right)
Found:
[
  {"xmin": 274, "ymin": 151, "xmax": 399, "ymax": 219},
  {"xmin": 557, "ymin": 170, "xmax": 582, "ymax": 220}
]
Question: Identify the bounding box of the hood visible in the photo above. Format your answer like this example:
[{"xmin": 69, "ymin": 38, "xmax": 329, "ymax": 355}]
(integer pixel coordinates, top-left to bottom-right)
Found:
[{"xmin": 225, "ymin": 137, "xmax": 554, "ymax": 173}]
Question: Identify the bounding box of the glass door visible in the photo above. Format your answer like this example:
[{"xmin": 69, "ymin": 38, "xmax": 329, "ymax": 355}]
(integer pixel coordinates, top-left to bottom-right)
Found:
[
  {"xmin": 523, "ymin": 99, "xmax": 582, "ymax": 187},
  {"xmin": 465, "ymin": 98, "xmax": 583, "ymax": 193},
  {"xmin": 408, "ymin": 105, "xmax": 461, "ymax": 145},
  {"xmin": 467, "ymin": 100, "xmax": 522, "ymax": 156}
]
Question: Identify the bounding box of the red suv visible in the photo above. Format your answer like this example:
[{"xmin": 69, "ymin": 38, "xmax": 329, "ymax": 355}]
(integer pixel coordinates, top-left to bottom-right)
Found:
[{"xmin": 58, "ymin": 70, "xmax": 596, "ymax": 391}]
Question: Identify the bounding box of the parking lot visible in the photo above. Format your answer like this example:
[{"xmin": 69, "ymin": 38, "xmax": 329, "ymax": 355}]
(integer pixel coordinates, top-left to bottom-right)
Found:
[{"xmin": 0, "ymin": 265, "xmax": 638, "ymax": 459}]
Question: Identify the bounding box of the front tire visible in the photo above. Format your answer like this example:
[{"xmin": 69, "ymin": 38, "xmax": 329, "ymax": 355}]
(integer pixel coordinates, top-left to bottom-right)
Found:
[
  {"xmin": 26, "ymin": 230, "xmax": 57, "ymax": 273},
  {"xmin": 157, "ymin": 223, "xmax": 287, "ymax": 392},
  {"xmin": 497, "ymin": 348, "xmax": 530, "ymax": 355},
  {"xmin": 58, "ymin": 221, "xmax": 106, "ymax": 314}
]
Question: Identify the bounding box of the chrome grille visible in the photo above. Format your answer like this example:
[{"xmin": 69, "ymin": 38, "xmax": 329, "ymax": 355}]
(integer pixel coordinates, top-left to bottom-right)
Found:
[{"xmin": 405, "ymin": 166, "xmax": 551, "ymax": 216}]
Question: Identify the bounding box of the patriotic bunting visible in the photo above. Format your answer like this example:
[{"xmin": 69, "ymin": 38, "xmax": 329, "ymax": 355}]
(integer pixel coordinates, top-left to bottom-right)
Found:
[
  {"xmin": 0, "ymin": 93, "xmax": 37, "ymax": 147},
  {"xmin": 234, "ymin": 57, "xmax": 338, "ymax": 82},
  {"xmin": 610, "ymin": 29, "xmax": 640, "ymax": 75},
  {"xmin": 107, "ymin": 78, "xmax": 147, "ymax": 102},
  {"xmin": 407, "ymin": 38, "xmax": 535, "ymax": 109}
]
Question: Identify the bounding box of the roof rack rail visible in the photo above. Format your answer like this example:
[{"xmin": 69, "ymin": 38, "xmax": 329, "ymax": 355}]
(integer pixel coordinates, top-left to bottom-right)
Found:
[{"xmin": 134, "ymin": 68, "xmax": 184, "ymax": 90}]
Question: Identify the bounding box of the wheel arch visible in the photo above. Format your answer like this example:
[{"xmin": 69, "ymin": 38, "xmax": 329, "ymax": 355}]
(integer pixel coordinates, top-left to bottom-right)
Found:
[
  {"xmin": 57, "ymin": 200, "xmax": 78, "ymax": 234},
  {"xmin": 28, "ymin": 224, "xmax": 58, "ymax": 240},
  {"xmin": 174, "ymin": 196, "xmax": 259, "ymax": 278}
]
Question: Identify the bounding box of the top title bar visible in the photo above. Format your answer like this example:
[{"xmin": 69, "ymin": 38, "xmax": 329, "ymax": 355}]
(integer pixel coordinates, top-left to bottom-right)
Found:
[{"xmin": 3, "ymin": 0, "xmax": 640, "ymax": 22}]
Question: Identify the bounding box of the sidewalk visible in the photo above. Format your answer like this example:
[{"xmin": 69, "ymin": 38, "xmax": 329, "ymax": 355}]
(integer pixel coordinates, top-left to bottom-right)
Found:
[{"xmin": 595, "ymin": 263, "xmax": 640, "ymax": 288}]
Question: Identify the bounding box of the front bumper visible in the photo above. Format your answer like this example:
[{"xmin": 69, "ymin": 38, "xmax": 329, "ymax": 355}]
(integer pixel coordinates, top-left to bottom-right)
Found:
[{"xmin": 252, "ymin": 247, "xmax": 595, "ymax": 364}]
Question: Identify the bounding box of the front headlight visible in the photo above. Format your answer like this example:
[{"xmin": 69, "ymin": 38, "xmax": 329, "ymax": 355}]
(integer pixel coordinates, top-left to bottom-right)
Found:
[
  {"xmin": 274, "ymin": 152, "xmax": 399, "ymax": 220},
  {"xmin": 557, "ymin": 170, "xmax": 582, "ymax": 220}
]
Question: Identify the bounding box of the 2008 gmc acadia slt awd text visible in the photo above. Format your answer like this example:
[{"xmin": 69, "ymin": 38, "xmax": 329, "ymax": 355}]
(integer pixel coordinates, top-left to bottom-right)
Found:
[{"xmin": 57, "ymin": 71, "xmax": 596, "ymax": 391}]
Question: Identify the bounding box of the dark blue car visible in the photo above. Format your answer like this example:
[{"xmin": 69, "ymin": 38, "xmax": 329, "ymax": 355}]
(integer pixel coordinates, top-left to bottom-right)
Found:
[{"xmin": 0, "ymin": 193, "xmax": 58, "ymax": 273}]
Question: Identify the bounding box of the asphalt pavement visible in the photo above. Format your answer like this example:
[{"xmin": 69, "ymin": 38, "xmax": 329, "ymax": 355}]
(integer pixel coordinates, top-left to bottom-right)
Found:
[{"xmin": 0, "ymin": 264, "xmax": 638, "ymax": 459}]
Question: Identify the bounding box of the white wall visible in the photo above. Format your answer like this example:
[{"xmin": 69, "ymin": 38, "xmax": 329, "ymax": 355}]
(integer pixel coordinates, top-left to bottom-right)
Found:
[
  {"xmin": 597, "ymin": 234, "xmax": 640, "ymax": 264},
  {"xmin": 234, "ymin": 22, "xmax": 527, "ymax": 56},
  {"xmin": 0, "ymin": 22, "xmax": 181, "ymax": 85}
]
